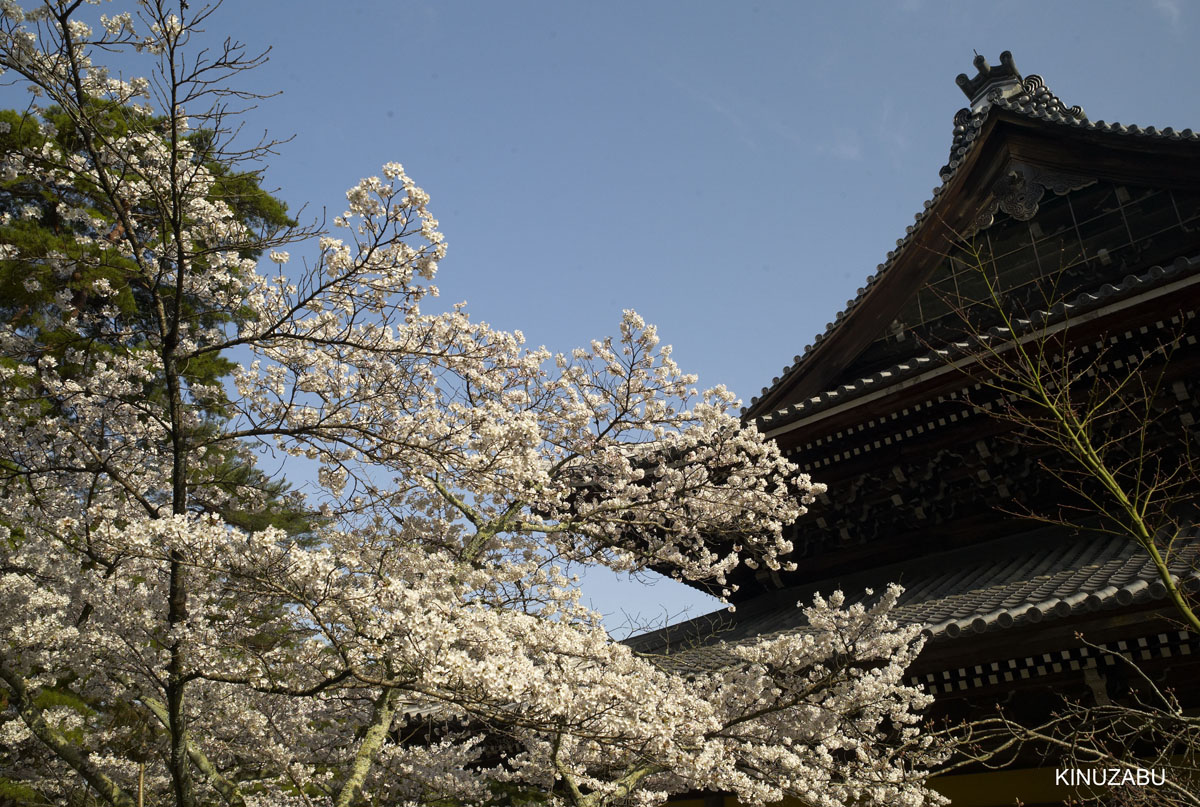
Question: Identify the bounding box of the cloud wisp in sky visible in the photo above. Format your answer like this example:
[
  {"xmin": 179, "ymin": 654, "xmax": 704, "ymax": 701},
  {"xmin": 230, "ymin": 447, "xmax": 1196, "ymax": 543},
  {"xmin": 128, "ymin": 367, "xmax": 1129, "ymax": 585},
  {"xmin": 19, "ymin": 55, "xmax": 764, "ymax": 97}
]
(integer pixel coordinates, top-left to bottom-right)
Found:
[{"xmin": 1151, "ymin": 0, "xmax": 1182, "ymax": 25}]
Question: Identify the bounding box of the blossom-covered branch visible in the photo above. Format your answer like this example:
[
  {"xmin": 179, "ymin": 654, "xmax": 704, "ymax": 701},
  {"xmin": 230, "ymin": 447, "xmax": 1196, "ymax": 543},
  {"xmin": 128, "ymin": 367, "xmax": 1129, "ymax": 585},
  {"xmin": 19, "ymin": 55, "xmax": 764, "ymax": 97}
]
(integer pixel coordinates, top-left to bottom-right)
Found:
[{"xmin": 0, "ymin": 2, "xmax": 940, "ymax": 806}]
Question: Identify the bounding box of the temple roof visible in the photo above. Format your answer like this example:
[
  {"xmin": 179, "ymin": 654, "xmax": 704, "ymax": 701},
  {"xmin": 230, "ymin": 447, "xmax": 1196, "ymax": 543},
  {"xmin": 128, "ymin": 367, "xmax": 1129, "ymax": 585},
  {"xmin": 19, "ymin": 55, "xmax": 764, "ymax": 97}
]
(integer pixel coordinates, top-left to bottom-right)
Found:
[
  {"xmin": 743, "ymin": 52, "xmax": 1200, "ymax": 423},
  {"xmin": 630, "ymin": 528, "xmax": 1200, "ymax": 673}
]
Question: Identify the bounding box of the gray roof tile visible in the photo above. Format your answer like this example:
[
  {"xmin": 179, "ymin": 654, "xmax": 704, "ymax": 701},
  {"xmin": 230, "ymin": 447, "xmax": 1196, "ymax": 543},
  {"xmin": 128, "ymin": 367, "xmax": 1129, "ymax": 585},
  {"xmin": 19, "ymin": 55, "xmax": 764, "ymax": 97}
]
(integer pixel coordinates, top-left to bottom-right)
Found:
[{"xmin": 632, "ymin": 529, "xmax": 1200, "ymax": 672}]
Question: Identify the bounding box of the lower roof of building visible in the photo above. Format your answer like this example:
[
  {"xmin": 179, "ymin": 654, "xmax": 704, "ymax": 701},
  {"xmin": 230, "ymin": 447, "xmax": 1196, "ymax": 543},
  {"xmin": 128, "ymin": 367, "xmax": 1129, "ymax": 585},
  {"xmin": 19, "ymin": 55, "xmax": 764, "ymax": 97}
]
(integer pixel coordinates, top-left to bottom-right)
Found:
[{"xmin": 630, "ymin": 526, "xmax": 1200, "ymax": 674}]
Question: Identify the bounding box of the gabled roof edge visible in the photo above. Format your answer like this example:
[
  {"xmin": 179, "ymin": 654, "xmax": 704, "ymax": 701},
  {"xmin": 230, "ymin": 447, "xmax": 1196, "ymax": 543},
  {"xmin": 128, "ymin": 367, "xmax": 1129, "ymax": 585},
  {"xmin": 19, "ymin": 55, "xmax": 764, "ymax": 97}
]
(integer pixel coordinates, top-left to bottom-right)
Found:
[{"xmin": 743, "ymin": 60, "xmax": 1200, "ymax": 423}]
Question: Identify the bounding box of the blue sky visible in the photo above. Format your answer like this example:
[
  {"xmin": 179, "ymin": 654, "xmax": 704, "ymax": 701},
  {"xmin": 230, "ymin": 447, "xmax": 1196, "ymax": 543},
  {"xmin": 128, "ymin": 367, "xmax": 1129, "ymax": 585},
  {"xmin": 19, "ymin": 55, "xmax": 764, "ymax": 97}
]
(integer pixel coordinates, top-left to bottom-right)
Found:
[{"xmin": 7, "ymin": 1, "xmax": 1199, "ymax": 631}]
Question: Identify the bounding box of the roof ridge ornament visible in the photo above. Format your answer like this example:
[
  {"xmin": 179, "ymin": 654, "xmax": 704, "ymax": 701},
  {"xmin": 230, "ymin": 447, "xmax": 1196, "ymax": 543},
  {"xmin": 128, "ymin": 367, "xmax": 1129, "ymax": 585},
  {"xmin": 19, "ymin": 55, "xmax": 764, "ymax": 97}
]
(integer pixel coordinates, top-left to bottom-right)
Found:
[
  {"xmin": 956, "ymin": 50, "xmax": 1023, "ymax": 111},
  {"xmin": 1013, "ymin": 74, "xmax": 1085, "ymax": 120},
  {"xmin": 955, "ymin": 51, "xmax": 1086, "ymax": 120},
  {"xmin": 943, "ymin": 52, "xmax": 1087, "ymax": 179}
]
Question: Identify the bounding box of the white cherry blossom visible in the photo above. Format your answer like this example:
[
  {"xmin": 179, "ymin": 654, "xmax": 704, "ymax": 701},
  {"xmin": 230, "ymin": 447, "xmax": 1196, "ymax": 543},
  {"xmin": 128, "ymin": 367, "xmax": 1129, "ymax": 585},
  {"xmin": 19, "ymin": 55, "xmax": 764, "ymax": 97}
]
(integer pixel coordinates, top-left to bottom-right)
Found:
[{"xmin": 0, "ymin": 2, "xmax": 943, "ymax": 806}]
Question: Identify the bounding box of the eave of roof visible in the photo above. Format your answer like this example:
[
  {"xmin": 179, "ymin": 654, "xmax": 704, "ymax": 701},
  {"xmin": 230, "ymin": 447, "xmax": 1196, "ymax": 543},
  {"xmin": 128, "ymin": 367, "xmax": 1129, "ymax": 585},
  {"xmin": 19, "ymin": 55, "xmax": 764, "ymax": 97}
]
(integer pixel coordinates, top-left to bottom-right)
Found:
[
  {"xmin": 630, "ymin": 528, "xmax": 1200, "ymax": 674},
  {"xmin": 756, "ymin": 253, "xmax": 1200, "ymax": 438}
]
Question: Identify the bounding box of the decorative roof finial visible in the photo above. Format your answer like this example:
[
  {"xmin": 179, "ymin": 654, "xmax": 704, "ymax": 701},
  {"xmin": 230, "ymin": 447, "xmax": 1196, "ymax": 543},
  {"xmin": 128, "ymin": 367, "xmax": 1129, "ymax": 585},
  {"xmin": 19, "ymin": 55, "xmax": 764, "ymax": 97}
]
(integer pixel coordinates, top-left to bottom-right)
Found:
[{"xmin": 956, "ymin": 50, "xmax": 1022, "ymax": 111}]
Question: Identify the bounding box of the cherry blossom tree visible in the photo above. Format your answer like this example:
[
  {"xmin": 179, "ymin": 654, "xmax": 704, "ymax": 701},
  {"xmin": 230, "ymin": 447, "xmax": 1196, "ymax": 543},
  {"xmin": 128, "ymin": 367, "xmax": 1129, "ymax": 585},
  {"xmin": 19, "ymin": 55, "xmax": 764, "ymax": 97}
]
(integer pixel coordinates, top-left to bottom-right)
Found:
[{"xmin": 0, "ymin": 2, "xmax": 944, "ymax": 806}]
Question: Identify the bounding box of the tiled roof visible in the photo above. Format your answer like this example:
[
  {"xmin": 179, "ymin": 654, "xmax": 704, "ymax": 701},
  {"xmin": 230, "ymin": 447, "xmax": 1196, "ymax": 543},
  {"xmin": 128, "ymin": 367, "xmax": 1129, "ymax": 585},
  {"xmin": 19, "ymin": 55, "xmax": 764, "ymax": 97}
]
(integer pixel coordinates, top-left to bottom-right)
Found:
[
  {"xmin": 744, "ymin": 52, "xmax": 1200, "ymax": 419},
  {"xmin": 755, "ymin": 253, "xmax": 1200, "ymax": 431},
  {"xmin": 630, "ymin": 529, "xmax": 1200, "ymax": 673}
]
